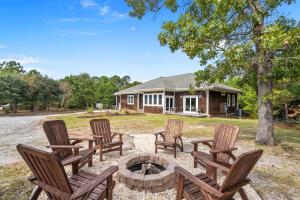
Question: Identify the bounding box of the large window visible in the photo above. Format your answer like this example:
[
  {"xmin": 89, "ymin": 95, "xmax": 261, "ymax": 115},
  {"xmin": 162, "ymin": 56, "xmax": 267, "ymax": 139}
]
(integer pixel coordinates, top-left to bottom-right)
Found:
[
  {"xmin": 227, "ymin": 94, "xmax": 231, "ymax": 107},
  {"xmin": 232, "ymin": 94, "xmax": 236, "ymax": 106},
  {"xmin": 144, "ymin": 93, "xmax": 163, "ymax": 106},
  {"xmin": 127, "ymin": 95, "xmax": 134, "ymax": 105}
]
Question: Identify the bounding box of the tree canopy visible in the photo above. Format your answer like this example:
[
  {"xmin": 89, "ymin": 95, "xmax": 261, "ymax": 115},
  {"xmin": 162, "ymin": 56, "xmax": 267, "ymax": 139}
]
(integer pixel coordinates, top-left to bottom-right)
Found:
[{"xmin": 126, "ymin": 0, "xmax": 300, "ymax": 145}]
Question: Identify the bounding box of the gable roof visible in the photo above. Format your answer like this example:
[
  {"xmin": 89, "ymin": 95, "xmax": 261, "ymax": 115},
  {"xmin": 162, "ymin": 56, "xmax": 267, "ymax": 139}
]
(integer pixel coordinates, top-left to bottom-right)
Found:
[{"xmin": 114, "ymin": 73, "xmax": 242, "ymax": 95}]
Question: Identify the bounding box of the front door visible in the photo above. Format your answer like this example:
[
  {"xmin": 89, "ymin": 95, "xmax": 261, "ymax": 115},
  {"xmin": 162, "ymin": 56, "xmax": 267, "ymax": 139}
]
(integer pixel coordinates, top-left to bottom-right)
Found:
[
  {"xmin": 165, "ymin": 96, "xmax": 174, "ymax": 112},
  {"xmin": 183, "ymin": 96, "xmax": 198, "ymax": 113}
]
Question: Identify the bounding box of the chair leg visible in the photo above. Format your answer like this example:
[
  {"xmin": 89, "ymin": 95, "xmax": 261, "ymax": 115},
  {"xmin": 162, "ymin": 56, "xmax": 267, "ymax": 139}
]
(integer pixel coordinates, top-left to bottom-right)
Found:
[
  {"xmin": 193, "ymin": 158, "xmax": 197, "ymax": 168},
  {"xmin": 106, "ymin": 175, "xmax": 113, "ymax": 200},
  {"xmin": 176, "ymin": 173, "xmax": 185, "ymax": 200},
  {"xmin": 29, "ymin": 186, "xmax": 42, "ymax": 200},
  {"xmin": 174, "ymin": 146, "xmax": 177, "ymax": 158},
  {"xmin": 100, "ymin": 148, "xmax": 103, "ymax": 161},
  {"xmin": 239, "ymin": 188, "xmax": 249, "ymax": 200},
  {"xmin": 155, "ymin": 144, "xmax": 157, "ymax": 154},
  {"xmin": 88, "ymin": 158, "xmax": 93, "ymax": 167},
  {"xmin": 179, "ymin": 137, "xmax": 184, "ymax": 152},
  {"xmin": 120, "ymin": 146, "xmax": 122, "ymax": 156}
]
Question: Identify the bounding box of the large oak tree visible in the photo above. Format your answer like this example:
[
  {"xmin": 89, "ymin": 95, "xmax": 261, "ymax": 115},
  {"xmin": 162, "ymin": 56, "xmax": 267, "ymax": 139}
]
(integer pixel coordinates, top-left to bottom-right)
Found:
[{"xmin": 126, "ymin": 0, "xmax": 300, "ymax": 145}]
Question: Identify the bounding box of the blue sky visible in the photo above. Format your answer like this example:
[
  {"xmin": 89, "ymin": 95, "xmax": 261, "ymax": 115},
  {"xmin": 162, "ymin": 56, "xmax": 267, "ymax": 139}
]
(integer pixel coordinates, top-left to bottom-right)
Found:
[{"xmin": 0, "ymin": 0, "xmax": 299, "ymax": 82}]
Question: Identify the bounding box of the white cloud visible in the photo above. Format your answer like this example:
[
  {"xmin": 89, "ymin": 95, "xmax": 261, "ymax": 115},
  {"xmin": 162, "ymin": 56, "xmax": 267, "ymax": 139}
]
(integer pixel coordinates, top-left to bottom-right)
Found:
[
  {"xmin": 112, "ymin": 11, "xmax": 127, "ymax": 19},
  {"xmin": 57, "ymin": 17, "xmax": 94, "ymax": 23},
  {"xmin": 0, "ymin": 55, "xmax": 40, "ymax": 65},
  {"xmin": 131, "ymin": 27, "xmax": 136, "ymax": 31},
  {"xmin": 99, "ymin": 6, "xmax": 110, "ymax": 16},
  {"xmin": 53, "ymin": 29, "xmax": 109, "ymax": 37},
  {"xmin": 80, "ymin": 0, "xmax": 98, "ymax": 8},
  {"xmin": 0, "ymin": 44, "xmax": 6, "ymax": 49}
]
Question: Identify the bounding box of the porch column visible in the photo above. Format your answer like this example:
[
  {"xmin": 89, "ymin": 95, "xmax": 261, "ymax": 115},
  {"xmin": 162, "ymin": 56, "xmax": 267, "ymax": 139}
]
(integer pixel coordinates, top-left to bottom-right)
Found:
[
  {"xmin": 137, "ymin": 94, "xmax": 139, "ymax": 111},
  {"xmin": 206, "ymin": 90, "xmax": 209, "ymax": 115},
  {"xmin": 115, "ymin": 96, "xmax": 118, "ymax": 110},
  {"xmin": 163, "ymin": 91, "xmax": 166, "ymax": 114},
  {"xmin": 119, "ymin": 95, "xmax": 122, "ymax": 110}
]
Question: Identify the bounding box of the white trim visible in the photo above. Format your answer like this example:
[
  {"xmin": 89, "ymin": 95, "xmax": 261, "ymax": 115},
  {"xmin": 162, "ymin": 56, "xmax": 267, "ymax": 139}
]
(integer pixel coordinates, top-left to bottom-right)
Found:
[
  {"xmin": 206, "ymin": 90, "xmax": 209, "ymax": 115},
  {"xmin": 127, "ymin": 95, "xmax": 134, "ymax": 105},
  {"xmin": 143, "ymin": 93, "xmax": 163, "ymax": 107},
  {"xmin": 227, "ymin": 94, "xmax": 231, "ymax": 107},
  {"xmin": 232, "ymin": 94, "xmax": 236, "ymax": 107},
  {"xmin": 165, "ymin": 95, "xmax": 175, "ymax": 113},
  {"xmin": 163, "ymin": 91, "xmax": 166, "ymax": 114},
  {"xmin": 183, "ymin": 95, "xmax": 198, "ymax": 114}
]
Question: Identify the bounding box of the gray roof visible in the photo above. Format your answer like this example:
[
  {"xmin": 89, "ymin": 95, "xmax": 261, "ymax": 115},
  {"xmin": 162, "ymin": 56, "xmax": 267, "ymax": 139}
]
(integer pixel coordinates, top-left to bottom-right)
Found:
[{"xmin": 114, "ymin": 73, "xmax": 242, "ymax": 95}]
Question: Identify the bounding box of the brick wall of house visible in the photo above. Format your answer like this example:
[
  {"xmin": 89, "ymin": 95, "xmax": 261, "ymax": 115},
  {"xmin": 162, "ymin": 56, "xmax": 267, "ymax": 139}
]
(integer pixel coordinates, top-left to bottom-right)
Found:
[
  {"xmin": 120, "ymin": 94, "xmax": 138, "ymax": 110},
  {"xmin": 209, "ymin": 91, "xmax": 237, "ymax": 114},
  {"xmin": 144, "ymin": 106, "xmax": 163, "ymax": 113}
]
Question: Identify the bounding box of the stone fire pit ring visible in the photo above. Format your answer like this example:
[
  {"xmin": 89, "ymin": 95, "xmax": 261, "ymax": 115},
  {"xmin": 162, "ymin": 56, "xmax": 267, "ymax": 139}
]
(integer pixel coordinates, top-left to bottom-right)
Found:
[{"xmin": 118, "ymin": 153, "xmax": 176, "ymax": 193}]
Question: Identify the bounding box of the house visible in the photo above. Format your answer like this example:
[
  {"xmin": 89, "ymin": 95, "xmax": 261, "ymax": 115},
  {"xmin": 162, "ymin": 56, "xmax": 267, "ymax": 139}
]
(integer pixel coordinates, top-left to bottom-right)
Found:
[{"xmin": 114, "ymin": 73, "xmax": 242, "ymax": 116}]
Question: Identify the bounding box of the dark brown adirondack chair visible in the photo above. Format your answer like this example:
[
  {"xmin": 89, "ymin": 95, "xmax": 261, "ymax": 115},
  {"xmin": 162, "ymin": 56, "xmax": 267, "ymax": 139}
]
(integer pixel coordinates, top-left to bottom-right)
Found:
[
  {"xmin": 43, "ymin": 120, "xmax": 96, "ymax": 173},
  {"xmin": 175, "ymin": 149, "xmax": 263, "ymax": 200},
  {"xmin": 191, "ymin": 124, "xmax": 239, "ymax": 180},
  {"xmin": 90, "ymin": 119, "xmax": 123, "ymax": 161},
  {"xmin": 17, "ymin": 144, "xmax": 118, "ymax": 200},
  {"xmin": 154, "ymin": 119, "xmax": 184, "ymax": 158}
]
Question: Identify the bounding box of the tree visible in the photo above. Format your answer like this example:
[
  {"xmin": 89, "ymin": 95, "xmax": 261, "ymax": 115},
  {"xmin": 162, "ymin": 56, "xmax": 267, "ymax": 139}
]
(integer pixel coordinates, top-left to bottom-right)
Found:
[
  {"xmin": 126, "ymin": 0, "xmax": 300, "ymax": 146},
  {"xmin": 24, "ymin": 70, "xmax": 43, "ymax": 112},
  {"xmin": 0, "ymin": 73, "xmax": 26, "ymax": 113},
  {"xmin": 0, "ymin": 61, "xmax": 25, "ymax": 74}
]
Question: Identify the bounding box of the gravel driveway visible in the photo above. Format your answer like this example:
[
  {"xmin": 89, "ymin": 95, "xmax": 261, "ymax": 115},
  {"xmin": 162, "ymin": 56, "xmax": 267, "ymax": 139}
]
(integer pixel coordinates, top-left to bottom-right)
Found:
[{"xmin": 0, "ymin": 112, "xmax": 89, "ymax": 166}]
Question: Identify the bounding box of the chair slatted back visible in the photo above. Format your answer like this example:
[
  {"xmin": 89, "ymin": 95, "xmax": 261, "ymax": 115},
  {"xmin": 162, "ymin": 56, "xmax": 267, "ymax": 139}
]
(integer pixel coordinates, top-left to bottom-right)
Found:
[
  {"xmin": 212, "ymin": 124, "xmax": 239, "ymax": 163},
  {"xmin": 17, "ymin": 144, "xmax": 72, "ymax": 199},
  {"xmin": 164, "ymin": 119, "xmax": 184, "ymax": 143},
  {"xmin": 220, "ymin": 149, "xmax": 263, "ymax": 192},
  {"xmin": 43, "ymin": 120, "xmax": 73, "ymax": 160},
  {"xmin": 90, "ymin": 119, "xmax": 112, "ymax": 144}
]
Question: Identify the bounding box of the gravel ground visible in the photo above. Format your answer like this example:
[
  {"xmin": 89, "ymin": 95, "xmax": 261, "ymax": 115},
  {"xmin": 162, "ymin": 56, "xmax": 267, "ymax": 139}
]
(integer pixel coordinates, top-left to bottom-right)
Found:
[{"xmin": 0, "ymin": 116, "xmax": 48, "ymax": 166}]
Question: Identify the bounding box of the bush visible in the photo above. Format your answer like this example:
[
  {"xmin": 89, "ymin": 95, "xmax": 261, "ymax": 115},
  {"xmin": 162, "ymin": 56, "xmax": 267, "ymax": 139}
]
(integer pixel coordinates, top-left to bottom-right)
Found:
[{"xmin": 86, "ymin": 107, "xmax": 94, "ymax": 114}]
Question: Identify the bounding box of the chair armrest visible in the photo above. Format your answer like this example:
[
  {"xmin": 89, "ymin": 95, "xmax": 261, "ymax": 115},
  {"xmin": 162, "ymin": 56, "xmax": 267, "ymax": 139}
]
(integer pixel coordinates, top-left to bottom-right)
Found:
[
  {"xmin": 154, "ymin": 130, "xmax": 164, "ymax": 135},
  {"xmin": 191, "ymin": 139, "xmax": 213, "ymax": 151},
  {"xmin": 210, "ymin": 147, "xmax": 237, "ymax": 154},
  {"xmin": 210, "ymin": 147, "xmax": 237, "ymax": 161},
  {"xmin": 111, "ymin": 132, "xmax": 124, "ymax": 140},
  {"xmin": 46, "ymin": 144, "xmax": 83, "ymax": 149},
  {"xmin": 173, "ymin": 134, "xmax": 183, "ymax": 138},
  {"xmin": 191, "ymin": 139, "xmax": 213, "ymax": 144},
  {"xmin": 199, "ymin": 156, "xmax": 231, "ymax": 172},
  {"xmin": 71, "ymin": 166, "xmax": 119, "ymax": 199},
  {"xmin": 175, "ymin": 166, "xmax": 222, "ymax": 198},
  {"xmin": 69, "ymin": 137, "xmax": 96, "ymax": 142}
]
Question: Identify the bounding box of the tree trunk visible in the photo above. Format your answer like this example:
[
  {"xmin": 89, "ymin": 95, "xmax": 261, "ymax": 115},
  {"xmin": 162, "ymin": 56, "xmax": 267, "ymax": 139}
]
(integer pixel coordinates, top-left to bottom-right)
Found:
[
  {"xmin": 284, "ymin": 102, "xmax": 289, "ymax": 122},
  {"xmin": 255, "ymin": 56, "xmax": 275, "ymax": 146},
  {"xmin": 249, "ymin": 0, "xmax": 275, "ymax": 146},
  {"xmin": 10, "ymin": 103, "xmax": 18, "ymax": 113}
]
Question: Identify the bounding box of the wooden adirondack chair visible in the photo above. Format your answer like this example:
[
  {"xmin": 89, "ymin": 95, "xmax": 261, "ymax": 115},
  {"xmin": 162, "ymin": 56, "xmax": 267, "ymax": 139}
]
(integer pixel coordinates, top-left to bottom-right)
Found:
[
  {"xmin": 191, "ymin": 124, "xmax": 239, "ymax": 181},
  {"xmin": 154, "ymin": 119, "xmax": 184, "ymax": 158},
  {"xmin": 17, "ymin": 144, "xmax": 118, "ymax": 200},
  {"xmin": 175, "ymin": 149, "xmax": 263, "ymax": 200},
  {"xmin": 43, "ymin": 120, "xmax": 96, "ymax": 173},
  {"xmin": 90, "ymin": 119, "xmax": 123, "ymax": 161}
]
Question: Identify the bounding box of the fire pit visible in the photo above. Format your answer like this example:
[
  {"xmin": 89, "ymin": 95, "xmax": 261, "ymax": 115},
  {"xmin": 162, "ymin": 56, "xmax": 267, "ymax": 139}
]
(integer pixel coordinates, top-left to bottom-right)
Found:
[{"xmin": 118, "ymin": 153, "xmax": 176, "ymax": 192}]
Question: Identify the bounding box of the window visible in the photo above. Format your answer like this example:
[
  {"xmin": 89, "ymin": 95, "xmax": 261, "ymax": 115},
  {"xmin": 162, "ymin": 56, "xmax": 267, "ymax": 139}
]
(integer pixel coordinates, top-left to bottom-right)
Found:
[
  {"xmin": 158, "ymin": 95, "xmax": 162, "ymax": 105},
  {"xmin": 232, "ymin": 94, "xmax": 236, "ymax": 106},
  {"xmin": 153, "ymin": 95, "xmax": 157, "ymax": 104},
  {"xmin": 227, "ymin": 94, "xmax": 231, "ymax": 107},
  {"xmin": 127, "ymin": 95, "xmax": 134, "ymax": 105},
  {"xmin": 144, "ymin": 93, "xmax": 163, "ymax": 106}
]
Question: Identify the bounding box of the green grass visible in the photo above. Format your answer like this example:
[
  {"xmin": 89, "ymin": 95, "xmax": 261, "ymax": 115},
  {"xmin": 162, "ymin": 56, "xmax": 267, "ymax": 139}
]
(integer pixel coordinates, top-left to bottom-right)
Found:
[
  {"xmin": 50, "ymin": 112, "xmax": 300, "ymax": 145},
  {"xmin": 0, "ymin": 162, "xmax": 33, "ymax": 200}
]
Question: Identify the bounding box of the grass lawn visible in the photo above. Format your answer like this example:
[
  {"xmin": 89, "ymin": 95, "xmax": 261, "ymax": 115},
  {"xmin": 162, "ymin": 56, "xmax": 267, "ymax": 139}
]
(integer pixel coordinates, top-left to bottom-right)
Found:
[{"xmin": 1, "ymin": 112, "xmax": 300, "ymax": 200}]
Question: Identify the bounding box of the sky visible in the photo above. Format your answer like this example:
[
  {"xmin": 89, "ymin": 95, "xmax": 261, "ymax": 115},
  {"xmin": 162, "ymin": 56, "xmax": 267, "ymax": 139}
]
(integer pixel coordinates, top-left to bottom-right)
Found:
[{"xmin": 0, "ymin": 0, "xmax": 300, "ymax": 82}]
